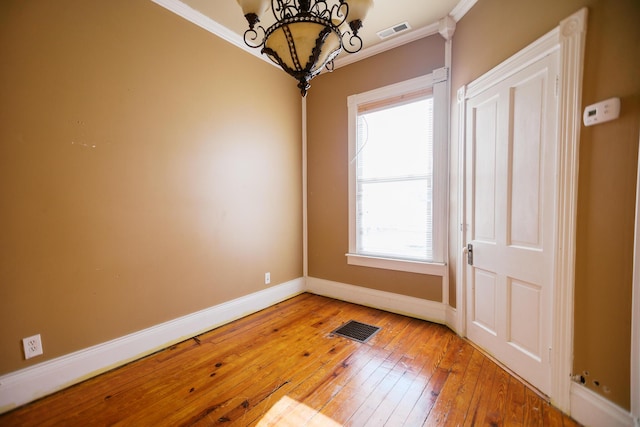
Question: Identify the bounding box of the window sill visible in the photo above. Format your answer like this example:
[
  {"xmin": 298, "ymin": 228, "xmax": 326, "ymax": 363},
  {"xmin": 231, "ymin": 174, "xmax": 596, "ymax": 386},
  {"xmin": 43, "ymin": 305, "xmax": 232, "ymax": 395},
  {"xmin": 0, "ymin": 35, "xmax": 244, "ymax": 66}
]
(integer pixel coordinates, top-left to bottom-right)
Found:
[{"xmin": 346, "ymin": 253, "xmax": 447, "ymax": 276}]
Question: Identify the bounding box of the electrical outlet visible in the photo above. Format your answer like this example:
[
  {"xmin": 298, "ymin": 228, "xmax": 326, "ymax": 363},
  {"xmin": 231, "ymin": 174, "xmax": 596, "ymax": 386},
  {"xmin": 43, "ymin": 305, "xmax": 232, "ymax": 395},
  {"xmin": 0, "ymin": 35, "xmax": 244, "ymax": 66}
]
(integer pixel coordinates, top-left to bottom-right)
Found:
[
  {"xmin": 22, "ymin": 334, "xmax": 43, "ymax": 359},
  {"xmin": 265, "ymin": 272, "xmax": 271, "ymax": 285}
]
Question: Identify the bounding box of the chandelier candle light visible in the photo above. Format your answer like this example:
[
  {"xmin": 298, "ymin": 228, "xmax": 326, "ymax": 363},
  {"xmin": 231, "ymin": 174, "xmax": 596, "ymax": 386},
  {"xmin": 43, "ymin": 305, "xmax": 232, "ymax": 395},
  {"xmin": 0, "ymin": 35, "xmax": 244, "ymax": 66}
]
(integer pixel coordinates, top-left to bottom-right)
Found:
[{"xmin": 237, "ymin": 0, "xmax": 373, "ymax": 96}]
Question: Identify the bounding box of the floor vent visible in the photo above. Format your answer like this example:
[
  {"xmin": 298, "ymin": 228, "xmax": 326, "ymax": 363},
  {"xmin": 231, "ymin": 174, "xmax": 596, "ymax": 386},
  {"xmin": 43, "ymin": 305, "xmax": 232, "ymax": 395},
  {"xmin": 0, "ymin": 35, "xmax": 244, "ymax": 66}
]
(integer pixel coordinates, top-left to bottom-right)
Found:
[
  {"xmin": 377, "ymin": 21, "xmax": 412, "ymax": 39},
  {"xmin": 331, "ymin": 320, "xmax": 381, "ymax": 343}
]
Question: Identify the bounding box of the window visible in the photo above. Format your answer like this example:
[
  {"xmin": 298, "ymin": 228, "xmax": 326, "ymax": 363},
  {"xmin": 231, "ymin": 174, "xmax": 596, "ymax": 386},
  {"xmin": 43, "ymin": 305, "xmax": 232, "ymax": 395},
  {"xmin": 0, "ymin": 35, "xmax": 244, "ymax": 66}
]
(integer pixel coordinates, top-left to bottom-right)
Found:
[{"xmin": 347, "ymin": 71, "xmax": 448, "ymax": 275}]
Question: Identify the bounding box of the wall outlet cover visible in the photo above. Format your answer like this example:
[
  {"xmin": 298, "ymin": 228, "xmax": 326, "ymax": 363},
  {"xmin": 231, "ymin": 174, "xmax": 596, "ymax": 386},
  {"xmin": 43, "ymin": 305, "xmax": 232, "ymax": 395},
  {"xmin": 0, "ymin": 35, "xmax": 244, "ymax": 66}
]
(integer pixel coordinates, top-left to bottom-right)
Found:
[{"xmin": 23, "ymin": 334, "xmax": 43, "ymax": 359}]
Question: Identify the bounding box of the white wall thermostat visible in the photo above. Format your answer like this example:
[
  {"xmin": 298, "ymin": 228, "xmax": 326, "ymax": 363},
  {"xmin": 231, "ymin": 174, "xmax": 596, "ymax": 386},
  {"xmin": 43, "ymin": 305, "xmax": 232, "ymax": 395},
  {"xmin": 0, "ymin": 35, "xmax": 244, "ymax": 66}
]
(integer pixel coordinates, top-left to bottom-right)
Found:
[{"xmin": 583, "ymin": 97, "xmax": 620, "ymax": 126}]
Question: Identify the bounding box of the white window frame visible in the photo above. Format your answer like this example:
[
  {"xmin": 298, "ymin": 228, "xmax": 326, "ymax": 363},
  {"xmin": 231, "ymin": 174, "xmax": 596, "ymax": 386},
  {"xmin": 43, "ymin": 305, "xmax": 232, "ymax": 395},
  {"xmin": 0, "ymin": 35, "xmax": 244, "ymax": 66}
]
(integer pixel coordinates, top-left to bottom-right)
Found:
[{"xmin": 346, "ymin": 69, "xmax": 449, "ymax": 276}]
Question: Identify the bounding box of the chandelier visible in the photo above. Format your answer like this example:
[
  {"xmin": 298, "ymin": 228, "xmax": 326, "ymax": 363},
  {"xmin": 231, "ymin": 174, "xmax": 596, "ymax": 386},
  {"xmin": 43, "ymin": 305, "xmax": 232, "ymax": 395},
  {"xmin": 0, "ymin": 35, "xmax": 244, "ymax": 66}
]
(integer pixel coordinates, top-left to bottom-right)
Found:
[{"xmin": 236, "ymin": 0, "xmax": 373, "ymax": 96}]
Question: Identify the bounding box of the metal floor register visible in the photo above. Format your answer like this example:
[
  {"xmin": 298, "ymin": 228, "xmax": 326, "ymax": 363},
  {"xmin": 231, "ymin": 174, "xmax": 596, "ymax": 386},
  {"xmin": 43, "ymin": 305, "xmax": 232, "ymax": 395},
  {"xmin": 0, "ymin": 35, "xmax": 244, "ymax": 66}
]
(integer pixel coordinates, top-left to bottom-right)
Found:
[{"xmin": 331, "ymin": 320, "xmax": 381, "ymax": 343}]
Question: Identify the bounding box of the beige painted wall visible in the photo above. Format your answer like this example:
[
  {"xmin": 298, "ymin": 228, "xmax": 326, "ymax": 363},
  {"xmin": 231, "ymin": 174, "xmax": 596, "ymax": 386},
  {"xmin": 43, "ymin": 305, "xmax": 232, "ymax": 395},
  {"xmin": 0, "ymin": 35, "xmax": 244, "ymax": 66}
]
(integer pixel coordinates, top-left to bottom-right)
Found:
[
  {"xmin": 0, "ymin": 0, "xmax": 302, "ymax": 374},
  {"xmin": 450, "ymin": 0, "xmax": 640, "ymax": 410},
  {"xmin": 306, "ymin": 36, "xmax": 446, "ymax": 302}
]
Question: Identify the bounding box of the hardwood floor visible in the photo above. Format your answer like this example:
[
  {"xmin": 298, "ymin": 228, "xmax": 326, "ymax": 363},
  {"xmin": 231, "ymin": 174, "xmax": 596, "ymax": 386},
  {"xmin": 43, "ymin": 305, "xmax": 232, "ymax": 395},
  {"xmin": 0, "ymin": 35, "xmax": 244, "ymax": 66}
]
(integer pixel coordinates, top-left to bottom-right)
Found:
[{"xmin": 0, "ymin": 293, "xmax": 580, "ymax": 426}]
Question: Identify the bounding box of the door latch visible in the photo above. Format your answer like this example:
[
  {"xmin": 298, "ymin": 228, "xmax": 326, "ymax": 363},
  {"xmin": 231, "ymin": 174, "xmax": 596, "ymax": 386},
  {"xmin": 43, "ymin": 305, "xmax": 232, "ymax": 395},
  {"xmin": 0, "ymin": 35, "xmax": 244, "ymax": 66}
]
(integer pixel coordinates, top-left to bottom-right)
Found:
[{"xmin": 467, "ymin": 243, "xmax": 473, "ymax": 266}]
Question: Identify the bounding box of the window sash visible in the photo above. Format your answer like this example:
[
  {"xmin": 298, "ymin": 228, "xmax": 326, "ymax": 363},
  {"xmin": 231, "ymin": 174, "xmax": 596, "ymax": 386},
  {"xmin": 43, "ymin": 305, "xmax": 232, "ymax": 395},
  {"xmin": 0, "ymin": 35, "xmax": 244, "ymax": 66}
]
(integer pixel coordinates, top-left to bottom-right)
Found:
[
  {"xmin": 355, "ymin": 93, "xmax": 434, "ymax": 261},
  {"xmin": 356, "ymin": 176, "xmax": 433, "ymax": 261}
]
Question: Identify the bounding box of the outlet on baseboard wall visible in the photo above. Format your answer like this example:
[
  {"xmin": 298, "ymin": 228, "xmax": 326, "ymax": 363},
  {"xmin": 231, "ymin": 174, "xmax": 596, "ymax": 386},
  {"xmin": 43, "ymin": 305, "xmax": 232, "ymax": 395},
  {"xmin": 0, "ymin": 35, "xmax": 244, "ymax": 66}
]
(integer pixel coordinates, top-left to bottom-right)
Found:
[
  {"xmin": 23, "ymin": 334, "xmax": 43, "ymax": 359},
  {"xmin": 265, "ymin": 272, "xmax": 271, "ymax": 285}
]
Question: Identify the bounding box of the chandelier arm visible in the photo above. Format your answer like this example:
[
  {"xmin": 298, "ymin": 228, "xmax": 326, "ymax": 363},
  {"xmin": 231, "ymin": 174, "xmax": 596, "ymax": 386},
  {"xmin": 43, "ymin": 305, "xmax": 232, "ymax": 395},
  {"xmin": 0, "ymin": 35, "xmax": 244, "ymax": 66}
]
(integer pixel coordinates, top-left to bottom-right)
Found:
[
  {"xmin": 341, "ymin": 29, "xmax": 363, "ymax": 54},
  {"xmin": 309, "ymin": 1, "xmax": 323, "ymax": 17},
  {"xmin": 324, "ymin": 59, "xmax": 335, "ymax": 72},
  {"xmin": 243, "ymin": 25, "xmax": 266, "ymax": 48},
  {"xmin": 272, "ymin": 0, "xmax": 297, "ymax": 20},
  {"xmin": 310, "ymin": 0, "xmax": 334, "ymax": 21},
  {"xmin": 330, "ymin": 1, "xmax": 348, "ymax": 27}
]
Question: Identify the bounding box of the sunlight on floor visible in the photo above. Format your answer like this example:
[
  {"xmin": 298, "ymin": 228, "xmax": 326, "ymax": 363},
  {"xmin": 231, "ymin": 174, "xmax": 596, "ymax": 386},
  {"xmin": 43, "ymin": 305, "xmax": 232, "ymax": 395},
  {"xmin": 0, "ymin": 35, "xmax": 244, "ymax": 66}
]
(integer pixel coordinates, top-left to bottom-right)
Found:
[{"xmin": 256, "ymin": 396, "xmax": 343, "ymax": 426}]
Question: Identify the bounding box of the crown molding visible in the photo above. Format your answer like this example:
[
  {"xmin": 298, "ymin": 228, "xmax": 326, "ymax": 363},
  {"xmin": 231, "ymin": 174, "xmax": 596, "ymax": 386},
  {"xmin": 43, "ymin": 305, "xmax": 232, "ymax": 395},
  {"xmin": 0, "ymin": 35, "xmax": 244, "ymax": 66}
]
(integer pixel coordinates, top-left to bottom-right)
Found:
[
  {"xmin": 333, "ymin": 21, "xmax": 440, "ymax": 69},
  {"xmin": 450, "ymin": 0, "xmax": 479, "ymax": 22},
  {"xmin": 150, "ymin": 0, "xmax": 270, "ymax": 64}
]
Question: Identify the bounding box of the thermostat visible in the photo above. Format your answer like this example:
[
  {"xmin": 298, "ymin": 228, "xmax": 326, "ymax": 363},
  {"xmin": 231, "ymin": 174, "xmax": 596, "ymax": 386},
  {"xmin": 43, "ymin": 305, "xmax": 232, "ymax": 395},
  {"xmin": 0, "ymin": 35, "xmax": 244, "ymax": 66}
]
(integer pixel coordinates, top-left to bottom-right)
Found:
[{"xmin": 583, "ymin": 97, "xmax": 620, "ymax": 126}]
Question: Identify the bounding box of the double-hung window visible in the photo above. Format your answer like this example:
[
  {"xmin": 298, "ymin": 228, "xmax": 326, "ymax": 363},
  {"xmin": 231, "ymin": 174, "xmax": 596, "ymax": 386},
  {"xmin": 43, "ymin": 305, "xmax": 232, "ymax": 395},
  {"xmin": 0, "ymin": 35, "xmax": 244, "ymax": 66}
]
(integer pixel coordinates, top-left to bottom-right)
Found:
[{"xmin": 347, "ymin": 71, "xmax": 448, "ymax": 275}]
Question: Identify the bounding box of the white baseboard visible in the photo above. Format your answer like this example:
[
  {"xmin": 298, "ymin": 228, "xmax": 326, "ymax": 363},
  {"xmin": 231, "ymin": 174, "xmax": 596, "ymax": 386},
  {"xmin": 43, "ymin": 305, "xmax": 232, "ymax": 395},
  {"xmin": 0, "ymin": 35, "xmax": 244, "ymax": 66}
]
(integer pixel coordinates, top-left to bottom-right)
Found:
[
  {"xmin": 445, "ymin": 305, "xmax": 460, "ymax": 334},
  {"xmin": 570, "ymin": 382, "xmax": 635, "ymax": 427},
  {"xmin": 305, "ymin": 276, "xmax": 447, "ymax": 324},
  {"xmin": 0, "ymin": 278, "xmax": 305, "ymax": 414}
]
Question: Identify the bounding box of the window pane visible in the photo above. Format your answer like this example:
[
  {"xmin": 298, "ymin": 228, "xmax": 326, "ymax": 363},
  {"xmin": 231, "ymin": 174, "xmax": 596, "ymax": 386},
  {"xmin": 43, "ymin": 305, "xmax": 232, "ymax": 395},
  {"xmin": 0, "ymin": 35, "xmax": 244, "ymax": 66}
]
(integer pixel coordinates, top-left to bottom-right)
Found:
[
  {"xmin": 357, "ymin": 98, "xmax": 433, "ymax": 180},
  {"xmin": 357, "ymin": 179, "xmax": 432, "ymax": 261}
]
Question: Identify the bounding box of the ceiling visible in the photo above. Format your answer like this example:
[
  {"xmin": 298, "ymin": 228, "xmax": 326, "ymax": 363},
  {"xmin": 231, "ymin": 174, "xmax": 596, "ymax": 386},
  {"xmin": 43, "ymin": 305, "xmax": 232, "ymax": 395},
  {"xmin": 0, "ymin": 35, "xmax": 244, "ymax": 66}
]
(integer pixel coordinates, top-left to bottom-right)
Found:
[{"xmin": 152, "ymin": 0, "xmax": 477, "ymax": 68}]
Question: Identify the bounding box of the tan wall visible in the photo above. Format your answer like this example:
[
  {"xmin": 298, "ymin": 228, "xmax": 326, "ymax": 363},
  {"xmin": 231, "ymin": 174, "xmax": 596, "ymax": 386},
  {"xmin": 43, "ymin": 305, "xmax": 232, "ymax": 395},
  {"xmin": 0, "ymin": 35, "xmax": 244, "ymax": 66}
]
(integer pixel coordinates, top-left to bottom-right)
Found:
[
  {"xmin": 306, "ymin": 36, "xmax": 446, "ymax": 301},
  {"xmin": 450, "ymin": 0, "xmax": 640, "ymax": 410},
  {"xmin": 0, "ymin": 0, "xmax": 302, "ymax": 375}
]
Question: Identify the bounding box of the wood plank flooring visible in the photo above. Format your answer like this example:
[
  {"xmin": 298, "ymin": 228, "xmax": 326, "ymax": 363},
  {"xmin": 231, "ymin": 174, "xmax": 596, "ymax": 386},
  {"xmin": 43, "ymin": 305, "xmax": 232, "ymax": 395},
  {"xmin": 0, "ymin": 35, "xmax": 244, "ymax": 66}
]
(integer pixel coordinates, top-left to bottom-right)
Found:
[{"xmin": 0, "ymin": 293, "xmax": 581, "ymax": 426}]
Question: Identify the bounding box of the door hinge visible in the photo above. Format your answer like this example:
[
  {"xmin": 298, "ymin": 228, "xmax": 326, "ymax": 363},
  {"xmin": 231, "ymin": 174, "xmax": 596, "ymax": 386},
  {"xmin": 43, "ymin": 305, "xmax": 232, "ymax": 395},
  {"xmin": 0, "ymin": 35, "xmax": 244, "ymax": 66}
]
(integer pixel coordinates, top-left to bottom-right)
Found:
[
  {"xmin": 555, "ymin": 75, "xmax": 559, "ymax": 97},
  {"xmin": 467, "ymin": 243, "xmax": 473, "ymax": 266}
]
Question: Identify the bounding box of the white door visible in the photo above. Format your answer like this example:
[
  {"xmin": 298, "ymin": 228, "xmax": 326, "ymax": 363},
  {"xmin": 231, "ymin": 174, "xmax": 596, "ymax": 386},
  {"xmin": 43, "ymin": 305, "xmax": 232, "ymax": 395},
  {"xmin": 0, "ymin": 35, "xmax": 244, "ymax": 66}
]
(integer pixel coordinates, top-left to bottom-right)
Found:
[{"xmin": 464, "ymin": 50, "xmax": 559, "ymax": 395}]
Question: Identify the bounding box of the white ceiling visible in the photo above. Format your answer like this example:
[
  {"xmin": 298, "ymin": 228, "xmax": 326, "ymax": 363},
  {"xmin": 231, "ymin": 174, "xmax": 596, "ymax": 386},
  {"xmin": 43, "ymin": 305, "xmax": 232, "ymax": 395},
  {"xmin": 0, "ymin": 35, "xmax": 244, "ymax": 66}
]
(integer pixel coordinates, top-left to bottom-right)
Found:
[{"xmin": 152, "ymin": 0, "xmax": 477, "ymax": 68}]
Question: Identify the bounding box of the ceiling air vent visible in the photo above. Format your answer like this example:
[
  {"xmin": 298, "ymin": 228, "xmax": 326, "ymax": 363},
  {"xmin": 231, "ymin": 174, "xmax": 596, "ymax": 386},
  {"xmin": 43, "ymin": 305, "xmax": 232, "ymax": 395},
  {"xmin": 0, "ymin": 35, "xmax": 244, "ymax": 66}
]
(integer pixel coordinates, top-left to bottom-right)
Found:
[{"xmin": 377, "ymin": 21, "xmax": 412, "ymax": 39}]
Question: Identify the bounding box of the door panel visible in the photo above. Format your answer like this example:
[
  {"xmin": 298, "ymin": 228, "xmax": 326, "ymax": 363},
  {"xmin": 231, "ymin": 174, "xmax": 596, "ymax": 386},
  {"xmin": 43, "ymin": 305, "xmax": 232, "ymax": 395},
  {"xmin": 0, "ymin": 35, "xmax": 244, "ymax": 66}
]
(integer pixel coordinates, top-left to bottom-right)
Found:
[
  {"xmin": 508, "ymin": 278, "xmax": 542, "ymax": 360},
  {"xmin": 509, "ymin": 76, "xmax": 544, "ymax": 248},
  {"xmin": 472, "ymin": 97, "xmax": 499, "ymax": 243},
  {"xmin": 465, "ymin": 51, "xmax": 558, "ymax": 395},
  {"xmin": 473, "ymin": 268, "xmax": 498, "ymax": 335}
]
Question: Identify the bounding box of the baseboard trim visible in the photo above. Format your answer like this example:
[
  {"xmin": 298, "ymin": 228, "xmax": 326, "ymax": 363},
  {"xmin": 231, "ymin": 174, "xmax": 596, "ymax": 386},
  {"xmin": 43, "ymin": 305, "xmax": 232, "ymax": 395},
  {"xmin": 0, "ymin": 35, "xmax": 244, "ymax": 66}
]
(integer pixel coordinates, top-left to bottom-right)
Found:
[
  {"xmin": 305, "ymin": 276, "xmax": 447, "ymax": 324},
  {"xmin": 570, "ymin": 382, "xmax": 634, "ymax": 427},
  {"xmin": 445, "ymin": 305, "xmax": 460, "ymax": 334},
  {"xmin": 0, "ymin": 278, "xmax": 305, "ymax": 414}
]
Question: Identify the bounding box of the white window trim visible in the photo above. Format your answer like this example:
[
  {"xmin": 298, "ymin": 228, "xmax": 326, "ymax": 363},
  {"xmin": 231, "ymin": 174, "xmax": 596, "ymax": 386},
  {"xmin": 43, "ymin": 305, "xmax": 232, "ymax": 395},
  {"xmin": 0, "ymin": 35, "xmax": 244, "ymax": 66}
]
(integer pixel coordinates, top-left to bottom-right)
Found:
[
  {"xmin": 346, "ymin": 69, "xmax": 449, "ymax": 276},
  {"xmin": 347, "ymin": 253, "xmax": 447, "ymax": 275}
]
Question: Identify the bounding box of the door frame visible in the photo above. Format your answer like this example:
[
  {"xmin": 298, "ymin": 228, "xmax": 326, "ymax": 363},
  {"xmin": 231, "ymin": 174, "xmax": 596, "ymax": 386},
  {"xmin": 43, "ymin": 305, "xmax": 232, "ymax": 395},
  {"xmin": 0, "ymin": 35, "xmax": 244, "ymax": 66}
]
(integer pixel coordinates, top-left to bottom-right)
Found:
[
  {"xmin": 455, "ymin": 8, "xmax": 587, "ymax": 412},
  {"xmin": 632, "ymin": 131, "xmax": 640, "ymax": 425}
]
